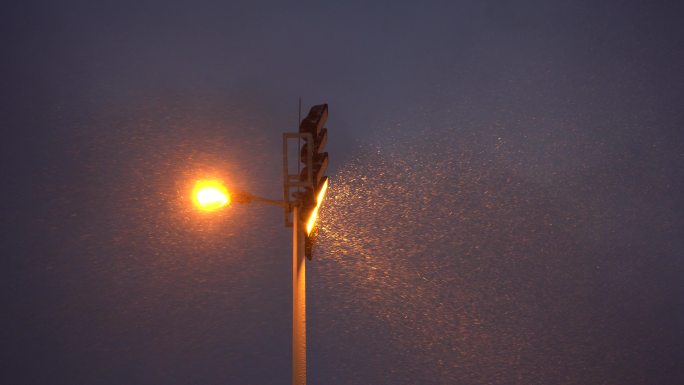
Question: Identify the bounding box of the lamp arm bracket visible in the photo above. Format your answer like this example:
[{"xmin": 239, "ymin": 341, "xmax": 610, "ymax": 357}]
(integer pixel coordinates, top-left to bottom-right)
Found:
[{"xmin": 233, "ymin": 191, "xmax": 289, "ymax": 208}]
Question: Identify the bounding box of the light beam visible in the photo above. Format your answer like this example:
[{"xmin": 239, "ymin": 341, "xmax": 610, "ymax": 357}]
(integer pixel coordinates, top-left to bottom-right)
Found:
[{"xmin": 305, "ymin": 177, "xmax": 329, "ymax": 235}]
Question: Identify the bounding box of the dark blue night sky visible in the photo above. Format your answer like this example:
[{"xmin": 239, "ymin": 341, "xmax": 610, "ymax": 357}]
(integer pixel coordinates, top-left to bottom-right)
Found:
[{"xmin": 2, "ymin": 1, "xmax": 683, "ymax": 384}]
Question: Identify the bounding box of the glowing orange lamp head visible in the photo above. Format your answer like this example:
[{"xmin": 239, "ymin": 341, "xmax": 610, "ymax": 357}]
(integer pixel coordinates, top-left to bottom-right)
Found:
[{"xmin": 192, "ymin": 179, "xmax": 230, "ymax": 211}]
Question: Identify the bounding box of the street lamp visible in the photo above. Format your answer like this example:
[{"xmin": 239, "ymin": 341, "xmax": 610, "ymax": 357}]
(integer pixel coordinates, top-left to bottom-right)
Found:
[
  {"xmin": 192, "ymin": 179, "xmax": 231, "ymax": 211},
  {"xmin": 190, "ymin": 104, "xmax": 330, "ymax": 385}
]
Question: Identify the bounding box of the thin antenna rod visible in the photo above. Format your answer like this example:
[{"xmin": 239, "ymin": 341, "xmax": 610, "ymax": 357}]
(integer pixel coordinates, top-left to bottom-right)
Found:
[{"xmin": 297, "ymin": 97, "xmax": 302, "ymax": 176}]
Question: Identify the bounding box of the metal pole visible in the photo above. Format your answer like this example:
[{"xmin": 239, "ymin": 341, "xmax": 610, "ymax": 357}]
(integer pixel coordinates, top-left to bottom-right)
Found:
[{"xmin": 292, "ymin": 206, "xmax": 307, "ymax": 385}]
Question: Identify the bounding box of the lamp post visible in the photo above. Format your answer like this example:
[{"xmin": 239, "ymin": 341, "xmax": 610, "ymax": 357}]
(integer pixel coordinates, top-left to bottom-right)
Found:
[
  {"xmin": 291, "ymin": 204, "xmax": 307, "ymax": 385},
  {"xmin": 191, "ymin": 104, "xmax": 330, "ymax": 385},
  {"xmin": 283, "ymin": 104, "xmax": 329, "ymax": 385}
]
